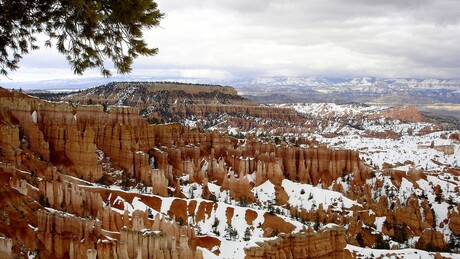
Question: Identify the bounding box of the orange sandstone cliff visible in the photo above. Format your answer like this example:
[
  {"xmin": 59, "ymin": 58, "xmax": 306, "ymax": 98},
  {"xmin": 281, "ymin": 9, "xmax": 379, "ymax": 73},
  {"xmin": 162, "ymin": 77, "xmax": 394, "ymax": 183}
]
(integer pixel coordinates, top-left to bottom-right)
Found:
[
  {"xmin": 0, "ymin": 87, "xmax": 362, "ymax": 258},
  {"xmin": 1, "ymin": 86, "xmax": 456, "ymax": 258}
]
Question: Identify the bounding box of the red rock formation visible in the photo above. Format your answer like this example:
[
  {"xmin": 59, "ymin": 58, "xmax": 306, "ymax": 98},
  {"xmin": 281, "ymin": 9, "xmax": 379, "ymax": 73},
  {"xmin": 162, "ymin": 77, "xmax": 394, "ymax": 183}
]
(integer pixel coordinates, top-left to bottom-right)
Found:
[
  {"xmin": 57, "ymin": 82, "xmax": 306, "ymax": 124},
  {"xmin": 245, "ymin": 226, "xmax": 347, "ymax": 258},
  {"xmin": 416, "ymin": 228, "xmax": 446, "ymax": 250},
  {"xmin": 152, "ymin": 169, "xmax": 169, "ymax": 196},
  {"xmin": 391, "ymin": 196, "xmax": 431, "ymax": 236},
  {"xmin": 449, "ymin": 211, "xmax": 460, "ymax": 235},
  {"xmin": 7, "ymin": 86, "xmax": 450, "ymax": 257},
  {"xmin": 0, "ymin": 124, "xmax": 20, "ymax": 162},
  {"xmin": 0, "ymin": 180, "xmax": 42, "ymax": 258},
  {"xmin": 36, "ymin": 209, "xmax": 202, "ymax": 259},
  {"xmin": 372, "ymin": 105, "xmax": 425, "ymax": 123},
  {"xmin": 221, "ymin": 172, "xmax": 254, "ymax": 202}
]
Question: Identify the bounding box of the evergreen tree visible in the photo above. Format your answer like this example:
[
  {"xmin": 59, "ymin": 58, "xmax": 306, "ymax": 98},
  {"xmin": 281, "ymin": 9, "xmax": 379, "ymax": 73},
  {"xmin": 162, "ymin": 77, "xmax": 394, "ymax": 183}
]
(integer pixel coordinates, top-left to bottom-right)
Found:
[
  {"xmin": 212, "ymin": 218, "xmax": 220, "ymax": 235},
  {"xmin": 314, "ymin": 211, "xmax": 320, "ymax": 231},
  {"xmin": 225, "ymin": 223, "xmax": 236, "ymax": 240},
  {"xmin": 374, "ymin": 233, "xmax": 390, "ymax": 249},
  {"xmin": 243, "ymin": 227, "xmax": 251, "ymax": 241},
  {"xmin": 0, "ymin": 0, "xmax": 163, "ymax": 76}
]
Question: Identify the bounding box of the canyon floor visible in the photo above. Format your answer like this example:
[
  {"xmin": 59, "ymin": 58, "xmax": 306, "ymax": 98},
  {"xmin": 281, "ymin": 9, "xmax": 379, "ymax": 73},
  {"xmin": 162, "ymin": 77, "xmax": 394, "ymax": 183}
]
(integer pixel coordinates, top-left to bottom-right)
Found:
[{"xmin": 0, "ymin": 82, "xmax": 459, "ymax": 258}]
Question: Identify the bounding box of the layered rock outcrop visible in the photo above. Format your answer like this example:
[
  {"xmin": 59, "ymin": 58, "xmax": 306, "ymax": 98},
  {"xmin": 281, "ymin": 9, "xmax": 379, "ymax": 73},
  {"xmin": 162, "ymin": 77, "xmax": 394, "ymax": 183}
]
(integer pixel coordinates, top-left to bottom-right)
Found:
[
  {"xmin": 0, "ymin": 87, "xmax": 365, "ymax": 255},
  {"xmin": 3, "ymin": 86, "xmax": 456, "ymax": 258},
  {"xmin": 245, "ymin": 226, "xmax": 347, "ymax": 259},
  {"xmin": 36, "ymin": 209, "xmax": 202, "ymax": 259},
  {"xmin": 449, "ymin": 211, "xmax": 460, "ymax": 235},
  {"xmin": 0, "ymin": 124, "xmax": 20, "ymax": 162},
  {"xmin": 415, "ymin": 228, "xmax": 446, "ymax": 250}
]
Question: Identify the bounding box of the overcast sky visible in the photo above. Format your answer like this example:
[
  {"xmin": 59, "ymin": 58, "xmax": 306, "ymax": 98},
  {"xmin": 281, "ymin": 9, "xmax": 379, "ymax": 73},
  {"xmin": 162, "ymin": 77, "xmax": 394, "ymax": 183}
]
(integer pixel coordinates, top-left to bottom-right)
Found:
[{"xmin": 3, "ymin": 0, "xmax": 460, "ymax": 82}]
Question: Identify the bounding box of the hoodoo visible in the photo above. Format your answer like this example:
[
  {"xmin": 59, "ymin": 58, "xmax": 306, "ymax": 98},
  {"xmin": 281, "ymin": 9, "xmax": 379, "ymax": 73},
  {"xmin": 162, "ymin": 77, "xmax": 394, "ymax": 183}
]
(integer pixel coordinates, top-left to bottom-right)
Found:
[{"xmin": 1, "ymin": 85, "xmax": 459, "ymax": 258}]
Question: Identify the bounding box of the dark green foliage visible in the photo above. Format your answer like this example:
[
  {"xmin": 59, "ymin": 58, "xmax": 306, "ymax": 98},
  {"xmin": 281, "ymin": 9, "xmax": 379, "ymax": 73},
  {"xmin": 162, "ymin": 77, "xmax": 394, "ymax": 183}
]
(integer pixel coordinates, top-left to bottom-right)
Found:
[
  {"xmin": 314, "ymin": 212, "xmax": 320, "ymax": 231},
  {"xmin": 209, "ymin": 194, "xmax": 217, "ymax": 202},
  {"xmin": 212, "ymin": 218, "xmax": 219, "ymax": 229},
  {"xmin": 120, "ymin": 171, "xmax": 131, "ymax": 190},
  {"xmin": 267, "ymin": 201, "xmax": 275, "ymax": 215},
  {"xmin": 238, "ymin": 196, "xmax": 248, "ymax": 207},
  {"xmin": 394, "ymin": 224, "xmax": 408, "ymax": 244},
  {"xmin": 0, "ymin": 0, "xmax": 163, "ymax": 77},
  {"xmin": 96, "ymin": 174, "xmax": 108, "ymax": 185},
  {"xmin": 374, "ymin": 233, "xmax": 390, "ymax": 249},
  {"xmin": 435, "ymin": 191, "xmax": 443, "ymax": 204},
  {"xmin": 212, "ymin": 218, "xmax": 220, "ymax": 236},
  {"xmin": 425, "ymin": 242, "xmax": 440, "ymax": 252},
  {"xmin": 147, "ymin": 208, "xmax": 153, "ymax": 219},
  {"xmin": 225, "ymin": 223, "xmax": 238, "ymax": 240},
  {"xmin": 447, "ymin": 234, "xmax": 459, "ymax": 252},
  {"xmin": 356, "ymin": 233, "xmax": 364, "ymax": 247},
  {"xmin": 243, "ymin": 227, "xmax": 251, "ymax": 241},
  {"xmin": 146, "ymin": 116, "xmax": 162, "ymax": 124}
]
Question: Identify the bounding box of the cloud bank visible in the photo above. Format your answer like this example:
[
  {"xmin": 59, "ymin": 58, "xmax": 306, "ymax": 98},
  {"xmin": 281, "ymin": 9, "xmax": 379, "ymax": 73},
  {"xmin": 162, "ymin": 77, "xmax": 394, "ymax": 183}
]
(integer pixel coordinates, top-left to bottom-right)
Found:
[{"xmin": 3, "ymin": 0, "xmax": 460, "ymax": 82}]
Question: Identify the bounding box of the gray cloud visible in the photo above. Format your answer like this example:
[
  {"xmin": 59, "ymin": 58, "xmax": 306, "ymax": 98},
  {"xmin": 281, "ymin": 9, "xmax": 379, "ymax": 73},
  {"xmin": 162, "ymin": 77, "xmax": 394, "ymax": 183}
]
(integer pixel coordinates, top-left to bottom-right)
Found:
[{"xmin": 3, "ymin": 0, "xmax": 460, "ymax": 82}]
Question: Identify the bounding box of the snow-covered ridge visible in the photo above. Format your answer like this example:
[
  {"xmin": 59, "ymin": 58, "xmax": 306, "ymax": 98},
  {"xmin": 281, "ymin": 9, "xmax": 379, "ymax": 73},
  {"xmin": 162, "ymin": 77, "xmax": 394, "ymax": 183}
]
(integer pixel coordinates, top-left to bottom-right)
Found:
[
  {"xmin": 233, "ymin": 76, "xmax": 460, "ymax": 90},
  {"xmin": 282, "ymin": 103, "xmax": 386, "ymax": 118}
]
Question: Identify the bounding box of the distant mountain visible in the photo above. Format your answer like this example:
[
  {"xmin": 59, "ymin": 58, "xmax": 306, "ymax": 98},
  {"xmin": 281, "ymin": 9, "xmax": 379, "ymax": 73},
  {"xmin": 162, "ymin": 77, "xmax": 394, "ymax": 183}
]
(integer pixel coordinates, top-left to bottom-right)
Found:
[
  {"xmin": 230, "ymin": 76, "xmax": 460, "ymax": 104},
  {"xmin": 4, "ymin": 75, "xmax": 460, "ymax": 91},
  {"xmin": 230, "ymin": 76, "xmax": 460, "ymax": 89},
  {"xmin": 5, "ymin": 76, "xmax": 460, "ymax": 112},
  {"xmin": 226, "ymin": 77, "xmax": 460, "ymax": 119},
  {"xmin": 0, "ymin": 77, "xmax": 113, "ymax": 91}
]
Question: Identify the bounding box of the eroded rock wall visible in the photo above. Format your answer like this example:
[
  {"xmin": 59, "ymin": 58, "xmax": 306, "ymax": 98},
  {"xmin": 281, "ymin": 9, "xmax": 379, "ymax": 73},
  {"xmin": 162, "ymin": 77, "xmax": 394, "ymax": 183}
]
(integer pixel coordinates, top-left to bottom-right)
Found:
[{"xmin": 245, "ymin": 226, "xmax": 347, "ymax": 259}]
